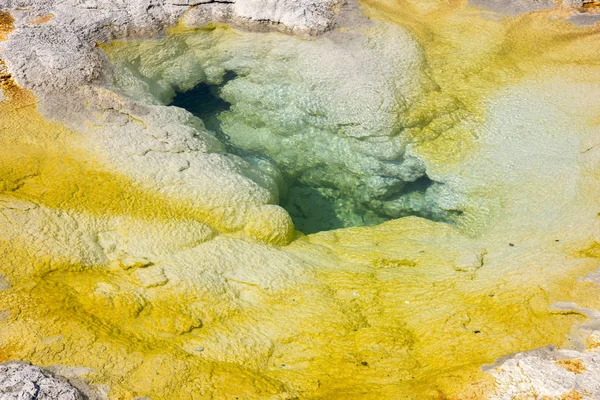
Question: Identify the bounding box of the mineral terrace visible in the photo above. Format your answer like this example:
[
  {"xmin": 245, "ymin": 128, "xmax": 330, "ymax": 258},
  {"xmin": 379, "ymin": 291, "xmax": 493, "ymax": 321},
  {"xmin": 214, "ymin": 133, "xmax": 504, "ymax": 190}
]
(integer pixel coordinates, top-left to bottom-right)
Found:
[{"xmin": 0, "ymin": 0, "xmax": 600, "ymax": 398}]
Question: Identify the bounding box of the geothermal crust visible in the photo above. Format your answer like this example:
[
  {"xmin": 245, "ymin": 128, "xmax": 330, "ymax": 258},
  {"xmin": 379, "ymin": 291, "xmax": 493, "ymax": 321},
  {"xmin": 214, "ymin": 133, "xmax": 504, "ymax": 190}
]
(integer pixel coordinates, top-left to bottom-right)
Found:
[
  {"xmin": 0, "ymin": 0, "xmax": 345, "ymax": 246},
  {"xmin": 1, "ymin": 0, "xmax": 339, "ymax": 93},
  {"xmin": 0, "ymin": 362, "xmax": 97, "ymax": 400},
  {"xmin": 1, "ymin": 0, "xmax": 600, "ymax": 399},
  {"xmin": 2, "ymin": 0, "xmax": 456, "ymax": 233}
]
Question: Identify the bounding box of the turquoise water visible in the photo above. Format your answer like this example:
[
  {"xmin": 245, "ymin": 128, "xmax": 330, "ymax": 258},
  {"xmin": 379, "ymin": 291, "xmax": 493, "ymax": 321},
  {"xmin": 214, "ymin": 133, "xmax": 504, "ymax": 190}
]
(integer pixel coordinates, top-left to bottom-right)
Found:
[
  {"xmin": 170, "ymin": 79, "xmax": 448, "ymax": 234},
  {"xmin": 106, "ymin": 27, "xmax": 460, "ymax": 234},
  {"xmin": 171, "ymin": 79, "xmax": 389, "ymax": 233}
]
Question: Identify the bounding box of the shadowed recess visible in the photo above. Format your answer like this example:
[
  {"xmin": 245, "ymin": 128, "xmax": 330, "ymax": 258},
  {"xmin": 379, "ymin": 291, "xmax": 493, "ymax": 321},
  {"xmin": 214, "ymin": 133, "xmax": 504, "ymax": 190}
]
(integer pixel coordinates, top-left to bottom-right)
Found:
[{"xmin": 171, "ymin": 71, "xmax": 237, "ymax": 143}]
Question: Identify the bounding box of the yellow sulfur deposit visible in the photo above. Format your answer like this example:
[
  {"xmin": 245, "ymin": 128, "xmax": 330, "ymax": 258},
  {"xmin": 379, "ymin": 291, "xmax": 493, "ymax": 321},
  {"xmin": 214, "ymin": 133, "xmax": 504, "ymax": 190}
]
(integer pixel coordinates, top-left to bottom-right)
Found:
[{"xmin": 0, "ymin": 0, "xmax": 600, "ymax": 399}]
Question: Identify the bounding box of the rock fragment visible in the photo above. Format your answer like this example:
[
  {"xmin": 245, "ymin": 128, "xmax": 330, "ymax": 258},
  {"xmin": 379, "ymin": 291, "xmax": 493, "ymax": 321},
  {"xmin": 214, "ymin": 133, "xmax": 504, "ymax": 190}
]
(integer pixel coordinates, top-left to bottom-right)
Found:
[{"xmin": 0, "ymin": 362, "xmax": 85, "ymax": 400}]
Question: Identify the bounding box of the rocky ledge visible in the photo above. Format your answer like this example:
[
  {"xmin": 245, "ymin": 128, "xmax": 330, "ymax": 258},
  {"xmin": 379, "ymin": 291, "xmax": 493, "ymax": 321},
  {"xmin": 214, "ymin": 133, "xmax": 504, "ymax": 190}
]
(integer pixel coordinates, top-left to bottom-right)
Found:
[
  {"xmin": 0, "ymin": 0, "xmax": 341, "ymax": 96},
  {"xmin": 0, "ymin": 362, "xmax": 100, "ymax": 400}
]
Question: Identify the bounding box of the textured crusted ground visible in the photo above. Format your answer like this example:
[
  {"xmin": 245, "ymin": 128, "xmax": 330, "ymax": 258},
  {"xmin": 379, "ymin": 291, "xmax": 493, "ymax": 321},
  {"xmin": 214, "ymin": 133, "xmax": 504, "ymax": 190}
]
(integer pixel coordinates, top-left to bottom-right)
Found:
[
  {"xmin": 0, "ymin": 0, "xmax": 600, "ymax": 399},
  {"xmin": 0, "ymin": 362, "xmax": 99, "ymax": 399}
]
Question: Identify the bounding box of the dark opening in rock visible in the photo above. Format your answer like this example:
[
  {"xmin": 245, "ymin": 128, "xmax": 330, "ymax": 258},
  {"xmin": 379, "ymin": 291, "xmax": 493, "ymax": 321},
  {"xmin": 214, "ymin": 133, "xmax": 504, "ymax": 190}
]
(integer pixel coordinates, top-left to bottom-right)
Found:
[
  {"xmin": 171, "ymin": 71, "xmax": 237, "ymax": 144},
  {"xmin": 402, "ymin": 175, "xmax": 434, "ymax": 194}
]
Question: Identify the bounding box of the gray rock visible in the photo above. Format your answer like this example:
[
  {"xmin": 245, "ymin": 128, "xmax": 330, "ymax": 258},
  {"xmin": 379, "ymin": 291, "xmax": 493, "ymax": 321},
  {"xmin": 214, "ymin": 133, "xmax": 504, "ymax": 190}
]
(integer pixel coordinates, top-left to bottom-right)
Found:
[
  {"xmin": 568, "ymin": 12, "xmax": 600, "ymax": 26},
  {"xmin": 486, "ymin": 346, "xmax": 600, "ymax": 399},
  {"xmin": 183, "ymin": 0, "xmax": 338, "ymax": 35},
  {"xmin": 563, "ymin": 0, "xmax": 584, "ymax": 7},
  {"xmin": 470, "ymin": 0, "xmax": 594, "ymax": 15},
  {"xmin": 0, "ymin": 0, "xmax": 341, "ymax": 95},
  {"xmin": 469, "ymin": 0, "xmax": 555, "ymax": 15},
  {"xmin": 0, "ymin": 362, "xmax": 84, "ymax": 400}
]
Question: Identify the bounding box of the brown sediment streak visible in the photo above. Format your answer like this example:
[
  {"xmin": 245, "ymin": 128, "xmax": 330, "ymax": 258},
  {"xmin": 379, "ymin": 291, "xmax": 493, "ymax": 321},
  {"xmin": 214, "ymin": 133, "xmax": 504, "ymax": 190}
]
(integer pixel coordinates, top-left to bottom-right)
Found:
[
  {"xmin": 0, "ymin": 61, "xmax": 35, "ymax": 105},
  {"xmin": 0, "ymin": 12, "xmax": 23, "ymax": 103},
  {"xmin": 28, "ymin": 14, "xmax": 55, "ymax": 25},
  {"xmin": 583, "ymin": 1, "xmax": 600, "ymax": 10},
  {"xmin": 0, "ymin": 11, "xmax": 14, "ymax": 41},
  {"xmin": 555, "ymin": 358, "xmax": 587, "ymax": 374}
]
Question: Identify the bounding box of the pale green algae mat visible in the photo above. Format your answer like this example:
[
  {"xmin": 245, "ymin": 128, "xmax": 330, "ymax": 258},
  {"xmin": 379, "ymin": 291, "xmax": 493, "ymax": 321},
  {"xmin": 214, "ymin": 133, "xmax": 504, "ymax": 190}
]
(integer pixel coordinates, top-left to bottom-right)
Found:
[{"xmin": 1, "ymin": 0, "xmax": 600, "ymax": 398}]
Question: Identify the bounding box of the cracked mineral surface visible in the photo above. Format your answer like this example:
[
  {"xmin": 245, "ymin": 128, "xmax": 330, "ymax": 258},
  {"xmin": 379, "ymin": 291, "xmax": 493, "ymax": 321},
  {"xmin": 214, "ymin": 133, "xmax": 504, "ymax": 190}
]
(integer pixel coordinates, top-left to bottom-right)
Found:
[{"xmin": 0, "ymin": 0, "xmax": 600, "ymax": 399}]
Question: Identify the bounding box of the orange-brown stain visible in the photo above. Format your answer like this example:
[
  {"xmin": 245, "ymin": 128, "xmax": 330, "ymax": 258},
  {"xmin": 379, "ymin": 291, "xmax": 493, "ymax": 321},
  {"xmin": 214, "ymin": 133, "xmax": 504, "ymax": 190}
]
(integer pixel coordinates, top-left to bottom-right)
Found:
[
  {"xmin": 583, "ymin": 1, "xmax": 600, "ymax": 10},
  {"xmin": 560, "ymin": 390, "xmax": 584, "ymax": 400},
  {"xmin": 28, "ymin": 14, "xmax": 55, "ymax": 25},
  {"xmin": 0, "ymin": 60, "xmax": 32, "ymax": 103},
  {"xmin": 556, "ymin": 358, "xmax": 587, "ymax": 374},
  {"xmin": 0, "ymin": 11, "xmax": 14, "ymax": 41}
]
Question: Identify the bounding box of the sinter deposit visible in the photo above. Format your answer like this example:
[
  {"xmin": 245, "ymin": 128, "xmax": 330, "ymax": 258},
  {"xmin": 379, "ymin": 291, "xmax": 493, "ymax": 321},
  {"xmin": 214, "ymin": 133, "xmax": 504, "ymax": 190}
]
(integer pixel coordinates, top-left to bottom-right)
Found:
[{"xmin": 0, "ymin": 0, "xmax": 600, "ymax": 398}]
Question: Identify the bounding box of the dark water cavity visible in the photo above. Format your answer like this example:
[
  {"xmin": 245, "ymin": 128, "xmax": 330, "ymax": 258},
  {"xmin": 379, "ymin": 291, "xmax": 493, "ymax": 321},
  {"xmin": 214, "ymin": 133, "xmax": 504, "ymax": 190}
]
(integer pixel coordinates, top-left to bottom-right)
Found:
[
  {"xmin": 171, "ymin": 79, "xmax": 449, "ymax": 234},
  {"xmin": 171, "ymin": 73, "xmax": 236, "ymax": 144}
]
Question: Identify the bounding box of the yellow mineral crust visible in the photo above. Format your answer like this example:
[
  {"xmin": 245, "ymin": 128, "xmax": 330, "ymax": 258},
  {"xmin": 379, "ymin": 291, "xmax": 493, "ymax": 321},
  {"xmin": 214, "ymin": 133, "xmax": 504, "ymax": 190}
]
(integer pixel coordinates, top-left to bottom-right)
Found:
[
  {"xmin": 0, "ymin": 82, "xmax": 293, "ymax": 246},
  {"xmin": 0, "ymin": 92, "xmax": 215, "ymax": 234},
  {"xmin": 0, "ymin": 84, "xmax": 297, "ymax": 397},
  {"xmin": 0, "ymin": 1, "xmax": 599, "ymax": 399},
  {"xmin": 360, "ymin": 0, "xmax": 600, "ymax": 168}
]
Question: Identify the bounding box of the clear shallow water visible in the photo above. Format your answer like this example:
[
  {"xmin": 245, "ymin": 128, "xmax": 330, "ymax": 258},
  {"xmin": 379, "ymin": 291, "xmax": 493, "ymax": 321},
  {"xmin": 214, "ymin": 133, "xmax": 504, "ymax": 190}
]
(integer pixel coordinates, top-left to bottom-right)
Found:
[
  {"xmin": 108, "ymin": 26, "xmax": 461, "ymax": 234},
  {"xmin": 170, "ymin": 78, "xmax": 448, "ymax": 234}
]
